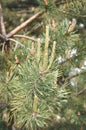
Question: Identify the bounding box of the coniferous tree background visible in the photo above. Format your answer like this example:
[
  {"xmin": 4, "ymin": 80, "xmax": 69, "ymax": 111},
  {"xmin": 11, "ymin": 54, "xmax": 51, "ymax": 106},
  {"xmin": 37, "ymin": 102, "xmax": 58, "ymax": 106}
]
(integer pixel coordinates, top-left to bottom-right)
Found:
[{"xmin": 0, "ymin": 0, "xmax": 86, "ymax": 130}]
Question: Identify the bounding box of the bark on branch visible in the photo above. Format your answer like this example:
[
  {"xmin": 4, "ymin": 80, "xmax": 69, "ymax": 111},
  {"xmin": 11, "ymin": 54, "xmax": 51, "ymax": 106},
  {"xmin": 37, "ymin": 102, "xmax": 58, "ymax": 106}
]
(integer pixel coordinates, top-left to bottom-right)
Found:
[
  {"xmin": 14, "ymin": 34, "xmax": 38, "ymax": 42},
  {"xmin": 0, "ymin": 2, "xmax": 6, "ymax": 36},
  {"xmin": 7, "ymin": 11, "xmax": 44, "ymax": 38},
  {"xmin": 77, "ymin": 87, "xmax": 86, "ymax": 96},
  {"xmin": 64, "ymin": 71, "xmax": 86, "ymax": 82}
]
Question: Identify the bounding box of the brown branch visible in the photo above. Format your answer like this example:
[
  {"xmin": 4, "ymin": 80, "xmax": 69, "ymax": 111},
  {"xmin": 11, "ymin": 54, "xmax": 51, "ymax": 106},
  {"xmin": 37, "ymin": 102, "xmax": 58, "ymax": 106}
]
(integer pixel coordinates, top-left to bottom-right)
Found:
[
  {"xmin": 7, "ymin": 11, "xmax": 44, "ymax": 38},
  {"xmin": 57, "ymin": 70, "xmax": 86, "ymax": 86},
  {"xmin": 30, "ymin": 22, "xmax": 44, "ymax": 34},
  {"xmin": 0, "ymin": 2, "xmax": 6, "ymax": 36},
  {"xmin": 64, "ymin": 71, "xmax": 86, "ymax": 82},
  {"xmin": 9, "ymin": 38, "xmax": 25, "ymax": 51},
  {"xmin": 13, "ymin": 34, "xmax": 38, "ymax": 42},
  {"xmin": 0, "ymin": 33, "xmax": 4, "ymax": 40},
  {"xmin": 77, "ymin": 87, "xmax": 86, "ymax": 96}
]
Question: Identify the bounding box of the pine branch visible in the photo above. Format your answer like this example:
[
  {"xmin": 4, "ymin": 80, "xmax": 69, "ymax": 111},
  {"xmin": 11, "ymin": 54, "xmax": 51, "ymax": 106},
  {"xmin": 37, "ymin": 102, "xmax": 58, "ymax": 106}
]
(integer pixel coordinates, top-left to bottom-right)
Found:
[
  {"xmin": 77, "ymin": 86, "xmax": 86, "ymax": 96},
  {"xmin": 0, "ymin": 33, "xmax": 5, "ymax": 41},
  {"xmin": 9, "ymin": 38, "xmax": 25, "ymax": 51},
  {"xmin": 7, "ymin": 11, "xmax": 44, "ymax": 38},
  {"xmin": 0, "ymin": 2, "xmax": 6, "ymax": 36},
  {"xmin": 30, "ymin": 22, "xmax": 44, "ymax": 34},
  {"xmin": 14, "ymin": 34, "xmax": 38, "ymax": 42},
  {"xmin": 64, "ymin": 71, "xmax": 86, "ymax": 82},
  {"xmin": 58, "ymin": 71, "xmax": 86, "ymax": 85}
]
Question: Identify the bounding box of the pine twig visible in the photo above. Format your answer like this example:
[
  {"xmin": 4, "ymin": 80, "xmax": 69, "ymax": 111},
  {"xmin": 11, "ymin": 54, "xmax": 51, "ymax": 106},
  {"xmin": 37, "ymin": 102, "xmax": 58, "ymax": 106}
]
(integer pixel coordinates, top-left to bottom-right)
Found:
[
  {"xmin": 9, "ymin": 38, "xmax": 25, "ymax": 51},
  {"xmin": 9, "ymin": 38, "xmax": 25, "ymax": 47},
  {"xmin": 0, "ymin": 33, "xmax": 5, "ymax": 41},
  {"xmin": 14, "ymin": 34, "xmax": 38, "ymax": 42},
  {"xmin": 0, "ymin": 2, "xmax": 6, "ymax": 36},
  {"xmin": 64, "ymin": 71, "xmax": 86, "ymax": 82},
  {"xmin": 58, "ymin": 71, "xmax": 86, "ymax": 86},
  {"xmin": 7, "ymin": 11, "xmax": 44, "ymax": 38},
  {"xmin": 77, "ymin": 87, "xmax": 86, "ymax": 96}
]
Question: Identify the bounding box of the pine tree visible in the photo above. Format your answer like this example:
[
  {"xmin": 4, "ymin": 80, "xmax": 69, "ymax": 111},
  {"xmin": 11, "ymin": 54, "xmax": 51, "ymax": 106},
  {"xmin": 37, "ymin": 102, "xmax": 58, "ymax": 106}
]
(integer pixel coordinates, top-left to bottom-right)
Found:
[{"xmin": 0, "ymin": 0, "xmax": 86, "ymax": 130}]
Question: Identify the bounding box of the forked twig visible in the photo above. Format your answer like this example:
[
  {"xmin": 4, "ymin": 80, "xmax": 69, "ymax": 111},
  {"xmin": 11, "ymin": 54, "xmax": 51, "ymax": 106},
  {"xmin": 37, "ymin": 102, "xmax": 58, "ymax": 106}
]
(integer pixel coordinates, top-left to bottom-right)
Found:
[
  {"xmin": 9, "ymin": 38, "xmax": 25, "ymax": 51},
  {"xmin": 7, "ymin": 11, "xmax": 44, "ymax": 38}
]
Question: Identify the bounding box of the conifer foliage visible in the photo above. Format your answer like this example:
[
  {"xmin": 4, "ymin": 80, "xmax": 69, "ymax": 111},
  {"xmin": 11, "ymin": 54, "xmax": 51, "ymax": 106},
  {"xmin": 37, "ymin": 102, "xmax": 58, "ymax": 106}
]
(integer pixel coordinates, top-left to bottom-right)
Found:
[
  {"xmin": 8, "ymin": 26, "xmax": 69, "ymax": 129},
  {"xmin": 0, "ymin": 0, "xmax": 86, "ymax": 130}
]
